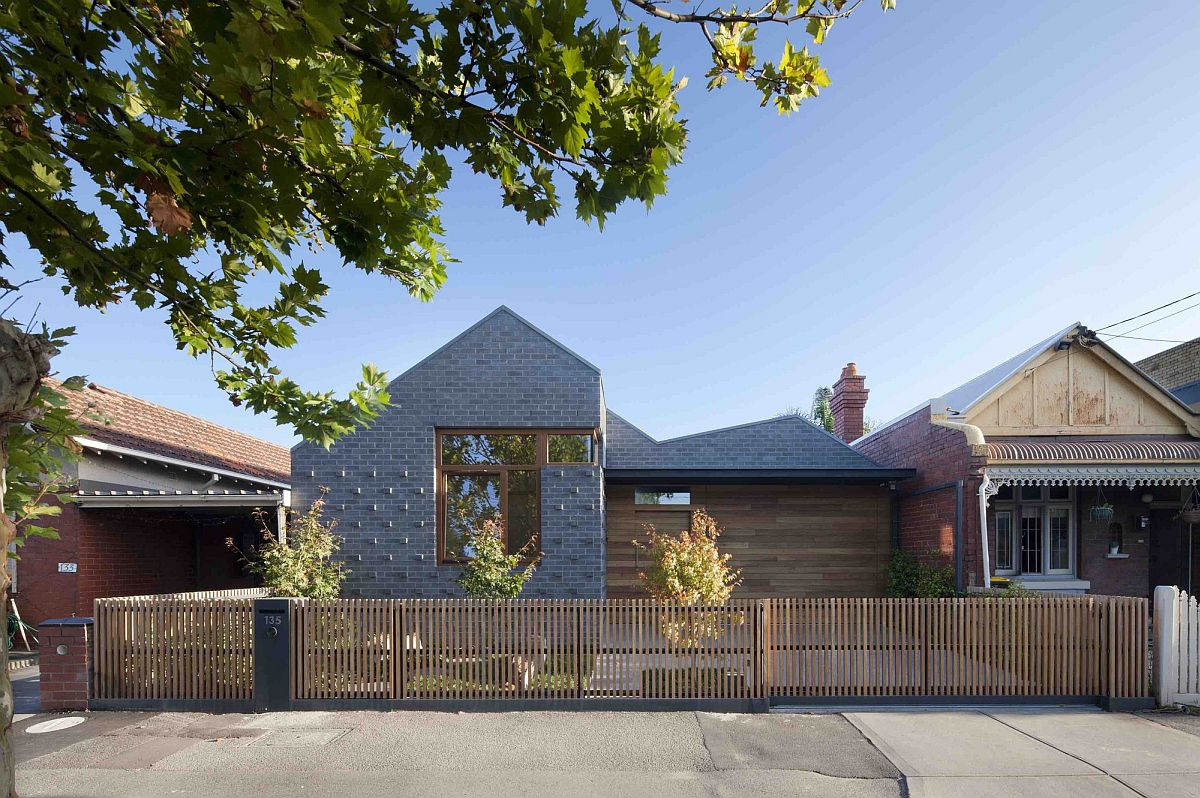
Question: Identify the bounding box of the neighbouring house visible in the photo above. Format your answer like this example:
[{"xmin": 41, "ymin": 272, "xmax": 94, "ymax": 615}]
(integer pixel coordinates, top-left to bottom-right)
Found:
[
  {"xmin": 1138, "ymin": 336, "xmax": 1200, "ymax": 410},
  {"xmin": 291, "ymin": 306, "xmax": 912, "ymax": 599},
  {"xmin": 13, "ymin": 381, "xmax": 291, "ymax": 624},
  {"xmin": 851, "ymin": 323, "xmax": 1200, "ymax": 597}
]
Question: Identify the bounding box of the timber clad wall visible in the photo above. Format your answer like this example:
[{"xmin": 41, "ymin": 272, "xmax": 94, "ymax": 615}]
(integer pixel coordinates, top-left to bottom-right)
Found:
[
  {"xmin": 291, "ymin": 309, "xmax": 607, "ymax": 599},
  {"xmin": 855, "ymin": 407, "xmax": 988, "ymax": 585},
  {"xmin": 605, "ymin": 484, "xmax": 891, "ymax": 598}
]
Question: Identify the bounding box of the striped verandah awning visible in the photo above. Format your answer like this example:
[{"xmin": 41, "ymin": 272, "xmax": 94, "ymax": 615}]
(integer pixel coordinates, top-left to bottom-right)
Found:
[{"xmin": 986, "ymin": 437, "xmax": 1200, "ymax": 486}]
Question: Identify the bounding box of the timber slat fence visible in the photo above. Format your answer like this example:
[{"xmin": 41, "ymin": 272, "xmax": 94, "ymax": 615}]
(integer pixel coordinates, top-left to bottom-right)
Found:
[
  {"xmin": 92, "ymin": 596, "xmax": 256, "ymax": 701},
  {"xmin": 93, "ymin": 594, "xmax": 1150, "ymax": 705}
]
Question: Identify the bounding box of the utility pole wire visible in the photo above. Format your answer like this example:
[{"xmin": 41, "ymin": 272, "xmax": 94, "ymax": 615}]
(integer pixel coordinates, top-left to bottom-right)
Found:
[{"xmin": 1095, "ymin": 289, "xmax": 1200, "ymax": 332}]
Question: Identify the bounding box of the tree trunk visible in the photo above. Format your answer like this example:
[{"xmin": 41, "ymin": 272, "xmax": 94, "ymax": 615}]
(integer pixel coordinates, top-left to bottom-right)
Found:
[{"xmin": 0, "ymin": 318, "xmax": 58, "ymax": 798}]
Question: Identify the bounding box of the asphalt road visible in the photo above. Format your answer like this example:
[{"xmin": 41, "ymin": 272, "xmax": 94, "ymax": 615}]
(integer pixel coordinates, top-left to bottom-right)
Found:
[
  {"xmin": 16, "ymin": 709, "xmax": 903, "ymax": 798},
  {"xmin": 16, "ymin": 704, "xmax": 1200, "ymax": 797}
]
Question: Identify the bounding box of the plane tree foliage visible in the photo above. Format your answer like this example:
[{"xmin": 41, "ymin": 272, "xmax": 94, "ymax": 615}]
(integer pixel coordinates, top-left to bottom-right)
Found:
[
  {"xmin": 0, "ymin": 0, "xmax": 891, "ymax": 443},
  {"xmin": 0, "ymin": 2, "xmax": 892, "ymax": 790}
]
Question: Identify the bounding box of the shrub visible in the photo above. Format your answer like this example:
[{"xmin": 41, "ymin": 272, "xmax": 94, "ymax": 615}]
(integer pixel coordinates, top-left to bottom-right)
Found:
[
  {"xmin": 635, "ymin": 509, "xmax": 741, "ymax": 604},
  {"xmin": 885, "ymin": 548, "xmax": 955, "ymax": 598},
  {"xmin": 455, "ymin": 517, "xmax": 539, "ymax": 599},
  {"xmin": 236, "ymin": 492, "xmax": 347, "ymax": 598}
]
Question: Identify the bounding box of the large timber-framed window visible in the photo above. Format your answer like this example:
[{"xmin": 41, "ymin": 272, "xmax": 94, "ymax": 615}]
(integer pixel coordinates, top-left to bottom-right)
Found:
[
  {"xmin": 437, "ymin": 429, "xmax": 596, "ymax": 562},
  {"xmin": 993, "ymin": 485, "xmax": 1075, "ymax": 577}
]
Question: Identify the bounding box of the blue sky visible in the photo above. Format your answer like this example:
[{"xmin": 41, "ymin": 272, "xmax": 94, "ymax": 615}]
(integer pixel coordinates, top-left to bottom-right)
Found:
[{"xmin": 9, "ymin": 1, "xmax": 1200, "ymax": 447}]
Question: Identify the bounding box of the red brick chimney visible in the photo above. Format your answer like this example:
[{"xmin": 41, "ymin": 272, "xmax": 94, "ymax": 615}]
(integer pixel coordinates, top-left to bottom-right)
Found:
[{"xmin": 831, "ymin": 362, "xmax": 868, "ymax": 443}]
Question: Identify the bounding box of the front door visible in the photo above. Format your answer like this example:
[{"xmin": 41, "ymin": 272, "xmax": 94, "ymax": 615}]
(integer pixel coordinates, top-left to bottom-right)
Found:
[{"xmin": 1148, "ymin": 510, "xmax": 1188, "ymax": 593}]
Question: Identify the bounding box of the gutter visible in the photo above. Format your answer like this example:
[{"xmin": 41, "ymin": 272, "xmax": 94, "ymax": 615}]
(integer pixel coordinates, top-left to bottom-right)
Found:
[
  {"xmin": 930, "ymin": 416, "xmax": 992, "ymax": 588},
  {"xmin": 75, "ymin": 436, "xmax": 291, "ymax": 489},
  {"xmin": 602, "ymin": 468, "xmax": 916, "ymax": 485}
]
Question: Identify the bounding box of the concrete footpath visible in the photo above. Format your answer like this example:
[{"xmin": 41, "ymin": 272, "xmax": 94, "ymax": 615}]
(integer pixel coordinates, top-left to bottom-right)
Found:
[{"xmin": 846, "ymin": 707, "xmax": 1200, "ymax": 798}]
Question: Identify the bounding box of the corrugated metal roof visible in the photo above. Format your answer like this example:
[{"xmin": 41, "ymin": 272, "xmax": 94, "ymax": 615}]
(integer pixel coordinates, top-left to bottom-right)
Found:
[{"xmin": 987, "ymin": 438, "xmax": 1200, "ymax": 462}]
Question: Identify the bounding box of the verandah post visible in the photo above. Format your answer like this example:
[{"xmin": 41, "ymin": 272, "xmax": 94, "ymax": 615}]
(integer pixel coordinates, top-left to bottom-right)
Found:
[{"xmin": 253, "ymin": 597, "xmax": 292, "ymax": 712}]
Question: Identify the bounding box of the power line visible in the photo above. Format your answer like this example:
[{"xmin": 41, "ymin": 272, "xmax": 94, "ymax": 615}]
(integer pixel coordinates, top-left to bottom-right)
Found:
[
  {"xmin": 1102, "ymin": 299, "xmax": 1200, "ymax": 338},
  {"xmin": 1098, "ymin": 333, "xmax": 1191, "ymax": 344},
  {"xmin": 1095, "ymin": 289, "xmax": 1200, "ymax": 332}
]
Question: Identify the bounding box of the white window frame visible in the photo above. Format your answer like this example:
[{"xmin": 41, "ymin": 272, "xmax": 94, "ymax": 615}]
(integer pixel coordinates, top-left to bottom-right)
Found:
[
  {"xmin": 995, "ymin": 509, "xmax": 1016, "ymax": 575},
  {"xmin": 1046, "ymin": 504, "xmax": 1074, "ymax": 575},
  {"xmin": 993, "ymin": 486, "xmax": 1076, "ymax": 578}
]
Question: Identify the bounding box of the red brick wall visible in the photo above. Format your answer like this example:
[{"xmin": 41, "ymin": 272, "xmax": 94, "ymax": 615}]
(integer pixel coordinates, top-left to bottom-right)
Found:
[
  {"xmin": 1078, "ymin": 493, "xmax": 1150, "ymax": 597},
  {"xmin": 14, "ymin": 506, "xmax": 260, "ymax": 624},
  {"xmin": 37, "ymin": 620, "xmax": 91, "ymax": 712},
  {"xmin": 75, "ymin": 507, "xmax": 197, "ymax": 614},
  {"xmin": 13, "ymin": 500, "xmax": 81, "ymax": 628},
  {"xmin": 856, "ymin": 407, "xmax": 989, "ymax": 585}
]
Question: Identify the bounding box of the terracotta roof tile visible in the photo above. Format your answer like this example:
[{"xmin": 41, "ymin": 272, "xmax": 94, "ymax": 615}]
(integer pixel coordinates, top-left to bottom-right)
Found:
[{"xmin": 49, "ymin": 380, "xmax": 290, "ymax": 484}]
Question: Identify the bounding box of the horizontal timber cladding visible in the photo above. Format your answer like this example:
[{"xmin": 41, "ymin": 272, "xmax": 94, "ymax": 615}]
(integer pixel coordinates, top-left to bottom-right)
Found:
[
  {"xmin": 90, "ymin": 595, "xmax": 1149, "ymax": 707},
  {"xmin": 604, "ymin": 484, "xmax": 892, "ymax": 599}
]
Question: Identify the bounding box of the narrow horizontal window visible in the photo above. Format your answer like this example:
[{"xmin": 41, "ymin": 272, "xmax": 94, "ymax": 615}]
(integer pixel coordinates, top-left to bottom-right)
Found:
[
  {"xmin": 548, "ymin": 433, "xmax": 594, "ymax": 464},
  {"xmin": 634, "ymin": 487, "xmax": 691, "ymax": 505}
]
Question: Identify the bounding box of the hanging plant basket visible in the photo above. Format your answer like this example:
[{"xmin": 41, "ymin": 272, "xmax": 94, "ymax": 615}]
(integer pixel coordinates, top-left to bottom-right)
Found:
[
  {"xmin": 1089, "ymin": 485, "xmax": 1113, "ymax": 522},
  {"xmin": 1179, "ymin": 486, "xmax": 1200, "ymax": 524}
]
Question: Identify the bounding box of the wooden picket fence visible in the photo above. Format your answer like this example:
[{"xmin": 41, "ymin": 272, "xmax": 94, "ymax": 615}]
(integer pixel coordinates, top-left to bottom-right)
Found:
[
  {"xmin": 92, "ymin": 595, "xmax": 257, "ymax": 701},
  {"xmin": 1154, "ymin": 586, "xmax": 1200, "ymax": 707},
  {"xmin": 93, "ymin": 593, "xmax": 1150, "ymax": 704}
]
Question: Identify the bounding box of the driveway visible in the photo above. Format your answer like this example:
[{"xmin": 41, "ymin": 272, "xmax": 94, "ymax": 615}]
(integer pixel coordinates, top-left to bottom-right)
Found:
[
  {"xmin": 846, "ymin": 708, "xmax": 1200, "ymax": 798},
  {"xmin": 16, "ymin": 705, "xmax": 1200, "ymax": 797}
]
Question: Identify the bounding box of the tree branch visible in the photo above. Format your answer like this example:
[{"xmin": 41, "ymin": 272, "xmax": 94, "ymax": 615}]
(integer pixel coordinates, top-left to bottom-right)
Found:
[{"xmin": 624, "ymin": 0, "xmax": 866, "ymax": 25}]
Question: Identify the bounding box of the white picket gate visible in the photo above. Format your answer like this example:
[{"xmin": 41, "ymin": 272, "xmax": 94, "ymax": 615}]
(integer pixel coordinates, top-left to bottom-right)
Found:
[{"xmin": 1154, "ymin": 586, "xmax": 1200, "ymax": 708}]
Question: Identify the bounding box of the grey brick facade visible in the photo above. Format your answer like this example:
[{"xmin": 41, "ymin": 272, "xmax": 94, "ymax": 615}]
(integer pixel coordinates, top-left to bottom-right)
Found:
[
  {"xmin": 291, "ymin": 307, "xmax": 606, "ymax": 598},
  {"xmin": 291, "ymin": 306, "xmax": 904, "ymax": 600}
]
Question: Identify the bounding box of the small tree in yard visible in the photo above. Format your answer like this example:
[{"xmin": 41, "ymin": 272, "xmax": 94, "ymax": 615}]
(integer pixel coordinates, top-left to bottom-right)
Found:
[
  {"xmin": 456, "ymin": 518, "xmax": 539, "ymax": 599},
  {"xmin": 637, "ymin": 509, "xmax": 743, "ymax": 658},
  {"xmin": 238, "ymin": 493, "xmax": 346, "ymax": 599},
  {"xmin": 637, "ymin": 509, "xmax": 741, "ymax": 606}
]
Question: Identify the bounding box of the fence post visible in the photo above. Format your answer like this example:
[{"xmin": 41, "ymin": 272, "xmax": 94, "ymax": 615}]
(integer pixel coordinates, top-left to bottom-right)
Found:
[
  {"xmin": 1153, "ymin": 585, "xmax": 1180, "ymax": 707},
  {"xmin": 575, "ymin": 602, "xmax": 585, "ymax": 700},
  {"xmin": 755, "ymin": 600, "xmax": 768, "ymax": 703},
  {"xmin": 253, "ymin": 597, "xmax": 292, "ymax": 712}
]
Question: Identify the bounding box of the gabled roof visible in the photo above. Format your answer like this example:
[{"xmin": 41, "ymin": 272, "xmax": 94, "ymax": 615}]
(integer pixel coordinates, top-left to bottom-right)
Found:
[
  {"xmin": 934, "ymin": 322, "xmax": 1082, "ymax": 417},
  {"xmin": 605, "ymin": 409, "xmax": 891, "ymax": 471},
  {"xmin": 53, "ymin": 380, "xmax": 291, "ymax": 484},
  {"xmin": 389, "ymin": 305, "xmax": 601, "ymax": 385},
  {"xmin": 858, "ymin": 322, "xmax": 1199, "ymax": 445}
]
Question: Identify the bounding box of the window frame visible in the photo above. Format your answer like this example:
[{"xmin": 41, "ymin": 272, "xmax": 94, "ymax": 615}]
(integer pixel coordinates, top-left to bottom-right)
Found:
[
  {"xmin": 546, "ymin": 432, "xmax": 597, "ymax": 465},
  {"xmin": 633, "ymin": 486, "xmax": 694, "ymax": 507},
  {"xmin": 993, "ymin": 486, "xmax": 1076, "ymax": 578},
  {"xmin": 436, "ymin": 428, "xmax": 596, "ymax": 564}
]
